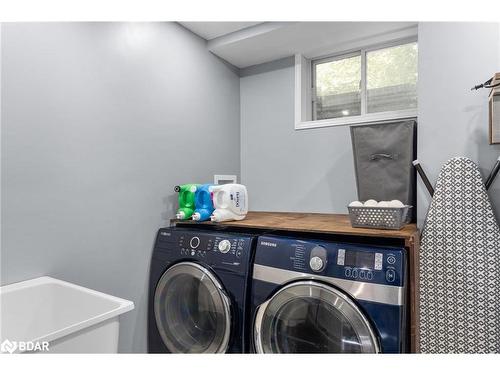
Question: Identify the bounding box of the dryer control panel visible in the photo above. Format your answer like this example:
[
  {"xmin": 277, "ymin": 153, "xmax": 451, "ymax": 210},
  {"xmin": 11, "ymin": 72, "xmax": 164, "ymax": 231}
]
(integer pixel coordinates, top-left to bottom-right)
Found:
[
  {"xmin": 337, "ymin": 247, "xmax": 401, "ymax": 284},
  {"xmin": 155, "ymin": 228, "xmax": 254, "ymax": 269},
  {"xmin": 255, "ymin": 235, "xmax": 405, "ymax": 287}
]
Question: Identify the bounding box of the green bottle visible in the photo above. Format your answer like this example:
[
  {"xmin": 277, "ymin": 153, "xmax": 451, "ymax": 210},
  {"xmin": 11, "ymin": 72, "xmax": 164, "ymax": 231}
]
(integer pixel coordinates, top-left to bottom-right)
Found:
[{"xmin": 174, "ymin": 184, "xmax": 199, "ymax": 220}]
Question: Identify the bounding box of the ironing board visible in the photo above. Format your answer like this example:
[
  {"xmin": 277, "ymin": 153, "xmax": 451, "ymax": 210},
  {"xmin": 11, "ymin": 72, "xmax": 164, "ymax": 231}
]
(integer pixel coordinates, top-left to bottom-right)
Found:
[{"xmin": 419, "ymin": 157, "xmax": 500, "ymax": 353}]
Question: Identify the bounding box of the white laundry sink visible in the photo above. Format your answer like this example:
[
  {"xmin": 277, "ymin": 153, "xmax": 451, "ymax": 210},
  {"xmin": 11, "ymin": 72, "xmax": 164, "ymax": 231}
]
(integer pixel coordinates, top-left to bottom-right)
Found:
[{"xmin": 0, "ymin": 276, "xmax": 134, "ymax": 353}]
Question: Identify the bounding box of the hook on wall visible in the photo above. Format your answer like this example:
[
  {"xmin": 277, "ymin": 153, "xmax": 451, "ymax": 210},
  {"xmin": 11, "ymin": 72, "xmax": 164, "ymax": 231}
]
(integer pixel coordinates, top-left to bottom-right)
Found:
[{"xmin": 471, "ymin": 76, "xmax": 500, "ymax": 91}]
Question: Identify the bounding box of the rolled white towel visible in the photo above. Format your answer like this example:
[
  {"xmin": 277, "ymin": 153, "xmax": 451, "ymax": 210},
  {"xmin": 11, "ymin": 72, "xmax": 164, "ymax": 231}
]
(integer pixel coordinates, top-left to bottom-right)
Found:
[
  {"xmin": 349, "ymin": 201, "xmax": 364, "ymax": 207},
  {"xmin": 389, "ymin": 200, "xmax": 405, "ymax": 208},
  {"xmin": 364, "ymin": 199, "xmax": 378, "ymax": 207}
]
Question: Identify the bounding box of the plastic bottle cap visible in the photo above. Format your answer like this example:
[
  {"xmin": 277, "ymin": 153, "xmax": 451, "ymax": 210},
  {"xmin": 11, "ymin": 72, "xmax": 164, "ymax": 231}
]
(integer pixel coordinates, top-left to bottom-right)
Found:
[
  {"xmin": 192, "ymin": 213, "xmax": 200, "ymax": 221},
  {"xmin": 176, "ymin": 212, "xmax": 185, "ymax": 220}
]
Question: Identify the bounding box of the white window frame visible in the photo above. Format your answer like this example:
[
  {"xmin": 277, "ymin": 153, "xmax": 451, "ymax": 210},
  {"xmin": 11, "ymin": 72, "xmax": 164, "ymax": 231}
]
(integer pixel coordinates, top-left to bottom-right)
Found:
[{"xmin": 295, "ymin": 32, "xmax": 418, "ymax": 130}]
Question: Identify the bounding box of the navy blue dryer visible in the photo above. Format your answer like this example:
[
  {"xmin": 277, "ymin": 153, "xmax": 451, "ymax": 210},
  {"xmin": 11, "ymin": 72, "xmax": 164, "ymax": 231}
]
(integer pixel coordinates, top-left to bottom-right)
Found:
[
  {"xmin": 148, "ymin": 227, "xmax": 257, "ymax": 353},
  {"xmin": 250, "ymin": 235, "xmax": 408, "ymax": 353}
]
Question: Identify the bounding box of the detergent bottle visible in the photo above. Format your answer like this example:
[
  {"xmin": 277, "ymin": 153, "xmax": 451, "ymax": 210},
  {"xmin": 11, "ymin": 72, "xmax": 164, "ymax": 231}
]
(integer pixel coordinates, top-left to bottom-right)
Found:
[
  {"xmin": 174, "ymin": 184, "xmax": 199, "ymax": 220},
  {"xmin": 209, "ymin": 184, "xmax": 248, "ymax": 222},
  {"xmin": 192, "ymin": 184, "xmax": 215, "ymax": 222}
]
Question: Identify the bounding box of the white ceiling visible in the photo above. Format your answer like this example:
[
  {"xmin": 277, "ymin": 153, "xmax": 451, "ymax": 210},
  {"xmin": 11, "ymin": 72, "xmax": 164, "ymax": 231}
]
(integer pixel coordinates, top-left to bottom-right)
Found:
[
  {"xmin": 179, "ymin": 22, "xmax": 262, "ymax": 40},
  {"xmin": 180, "ymin": 21, "xmax": 418, "ymax": 69}
]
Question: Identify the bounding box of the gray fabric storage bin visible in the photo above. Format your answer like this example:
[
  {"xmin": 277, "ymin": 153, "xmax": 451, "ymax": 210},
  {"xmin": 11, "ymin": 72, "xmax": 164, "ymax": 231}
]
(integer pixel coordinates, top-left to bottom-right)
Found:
[{"xmin": 350, "ymin": 120, "xmax": 417, "ymax": 221}]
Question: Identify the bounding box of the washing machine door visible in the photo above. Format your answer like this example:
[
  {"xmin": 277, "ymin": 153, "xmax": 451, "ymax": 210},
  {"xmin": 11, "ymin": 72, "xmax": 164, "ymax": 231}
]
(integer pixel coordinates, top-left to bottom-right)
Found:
[
  {"xmin": 154, "ymin": 261, "xmax": 231, "ymax": 353},
  {"xmin": 254, "ymin": 281, "xmax": 379, "ymax": 353}
]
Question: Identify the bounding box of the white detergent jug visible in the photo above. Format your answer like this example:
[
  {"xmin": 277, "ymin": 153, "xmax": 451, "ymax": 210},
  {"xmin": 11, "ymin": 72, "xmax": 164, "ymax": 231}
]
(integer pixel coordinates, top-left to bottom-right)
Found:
[{"xmin": 209, "ymin": 184, "xmax": 248, "ymax": 222}]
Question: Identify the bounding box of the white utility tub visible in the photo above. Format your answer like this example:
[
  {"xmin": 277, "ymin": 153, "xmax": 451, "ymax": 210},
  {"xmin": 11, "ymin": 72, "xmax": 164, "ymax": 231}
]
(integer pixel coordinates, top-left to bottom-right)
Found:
[{"xmin": 0, "ymin": 276, "xmax": 134, "ymax": 353}]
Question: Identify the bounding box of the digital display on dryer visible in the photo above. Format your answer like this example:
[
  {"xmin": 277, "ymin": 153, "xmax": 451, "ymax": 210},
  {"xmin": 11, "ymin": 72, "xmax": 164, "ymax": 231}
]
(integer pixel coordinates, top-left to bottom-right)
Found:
[{"xmin": 344, "ymin": 251, "xmax": 375, "ymax": 269}]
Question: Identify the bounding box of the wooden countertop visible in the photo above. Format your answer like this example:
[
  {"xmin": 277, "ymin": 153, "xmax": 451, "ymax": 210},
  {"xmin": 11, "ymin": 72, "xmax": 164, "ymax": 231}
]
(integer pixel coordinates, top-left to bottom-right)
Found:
[{"xmin": 173, "ymin": 211, "xmax": 418, "ymax": 241}]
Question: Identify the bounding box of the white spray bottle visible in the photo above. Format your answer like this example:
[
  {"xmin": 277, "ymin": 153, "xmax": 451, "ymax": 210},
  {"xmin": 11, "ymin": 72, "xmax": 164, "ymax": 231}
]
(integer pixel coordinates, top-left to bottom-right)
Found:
[{"xmin": 209, "ymin": 184, "xmax": 248, "ymax": 222}]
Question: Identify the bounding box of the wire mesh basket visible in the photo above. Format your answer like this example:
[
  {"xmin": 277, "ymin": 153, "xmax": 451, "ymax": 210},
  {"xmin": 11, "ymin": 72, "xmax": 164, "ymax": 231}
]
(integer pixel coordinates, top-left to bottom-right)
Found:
[{"xmin": 347, "ymin": 205, "xmax": 412, "ymax": 230}]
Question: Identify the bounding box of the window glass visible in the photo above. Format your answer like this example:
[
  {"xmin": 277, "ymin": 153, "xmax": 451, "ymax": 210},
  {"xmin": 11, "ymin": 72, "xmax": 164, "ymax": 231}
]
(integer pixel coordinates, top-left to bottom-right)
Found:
[
  {"xmin": 311, "ymin": 41, "xmax": 418, "ymax": 121},
  {"xmin": 367, "ymin": 42, "xmax": 418, "ymax": 113},
  {"xmin": 314, "ymin": 54, "xmax": 361, "ymax": 120}
]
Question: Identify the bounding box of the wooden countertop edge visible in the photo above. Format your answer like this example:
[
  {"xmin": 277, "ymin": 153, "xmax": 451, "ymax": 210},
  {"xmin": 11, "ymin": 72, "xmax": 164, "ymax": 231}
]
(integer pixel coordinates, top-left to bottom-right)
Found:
[{"xmin": 171, "ymin": 211, "xmax": 419, "ymax": 241}]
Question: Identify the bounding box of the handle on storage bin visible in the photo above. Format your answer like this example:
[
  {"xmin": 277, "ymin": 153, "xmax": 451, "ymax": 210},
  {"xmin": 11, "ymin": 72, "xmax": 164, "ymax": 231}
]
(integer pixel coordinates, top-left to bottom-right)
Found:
[{"xmin": 370, "ymin": 153, "xmax": 397, "ymax": 160}]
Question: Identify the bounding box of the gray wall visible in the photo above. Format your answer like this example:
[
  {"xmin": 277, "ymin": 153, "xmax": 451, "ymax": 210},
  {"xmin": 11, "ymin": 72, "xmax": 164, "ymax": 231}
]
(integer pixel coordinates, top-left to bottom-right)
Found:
[
  {"xmin": 0, "ymin": 22, "xmax": 240, "ymax": 352},
  {"xmin": 240, "ymin": 23, "xmax": 500, "ymax": 223},
  {"xmin": 240, "ymin": 57, "xmax": 358, "ymax": 213},
  {"xmin": 417, "ymin": 22, "xmax": 500, "ymax": 224}
]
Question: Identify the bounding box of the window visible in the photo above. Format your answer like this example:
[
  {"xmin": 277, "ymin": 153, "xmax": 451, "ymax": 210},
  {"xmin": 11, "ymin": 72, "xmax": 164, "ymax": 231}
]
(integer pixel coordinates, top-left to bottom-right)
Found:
[
  {"xmin": 298, "ymin": 39, "xmax": 418, "ymax": 129},
  {"xmin": 366, "ymin": 42, "xmax": 418, "ymax": 113},
  {"xmin": 313, "ymin": 53, "xmax": 361, "ymax": 120}
]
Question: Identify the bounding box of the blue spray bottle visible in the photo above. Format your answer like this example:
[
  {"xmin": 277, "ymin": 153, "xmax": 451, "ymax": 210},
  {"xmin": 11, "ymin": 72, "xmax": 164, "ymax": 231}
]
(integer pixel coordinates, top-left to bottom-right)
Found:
[{"xmin": 192, "ymin": 184, "xmax": 215, "ymax": 221}]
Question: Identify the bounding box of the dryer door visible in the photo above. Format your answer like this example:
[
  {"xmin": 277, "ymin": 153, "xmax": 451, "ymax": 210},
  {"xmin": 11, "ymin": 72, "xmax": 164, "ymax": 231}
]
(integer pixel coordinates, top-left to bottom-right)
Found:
[
  {"xmin": 254, "ymin": 281, "xmax": 379, "ymax": 353},
  {"xmin": 154, "ymin": 261, "xmax": 231, "ymax": 353}
]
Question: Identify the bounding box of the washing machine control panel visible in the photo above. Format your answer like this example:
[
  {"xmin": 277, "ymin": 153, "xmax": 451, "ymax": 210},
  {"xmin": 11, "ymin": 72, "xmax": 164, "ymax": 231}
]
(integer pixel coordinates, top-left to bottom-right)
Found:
[
  {"xmin": 255, "ymin": 236, "xmax": 405, "ymax": 287},
  {"xmin": 156, "ymin": 229, "xmax": 252, "ymax": 268}
]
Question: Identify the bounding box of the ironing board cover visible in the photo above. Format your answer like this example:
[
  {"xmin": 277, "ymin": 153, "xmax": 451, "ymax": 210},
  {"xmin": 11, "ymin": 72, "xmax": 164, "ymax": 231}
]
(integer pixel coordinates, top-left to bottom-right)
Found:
[{"xmin": 419, "ymin": 157, "xmax": 500, "ymax": 353}]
